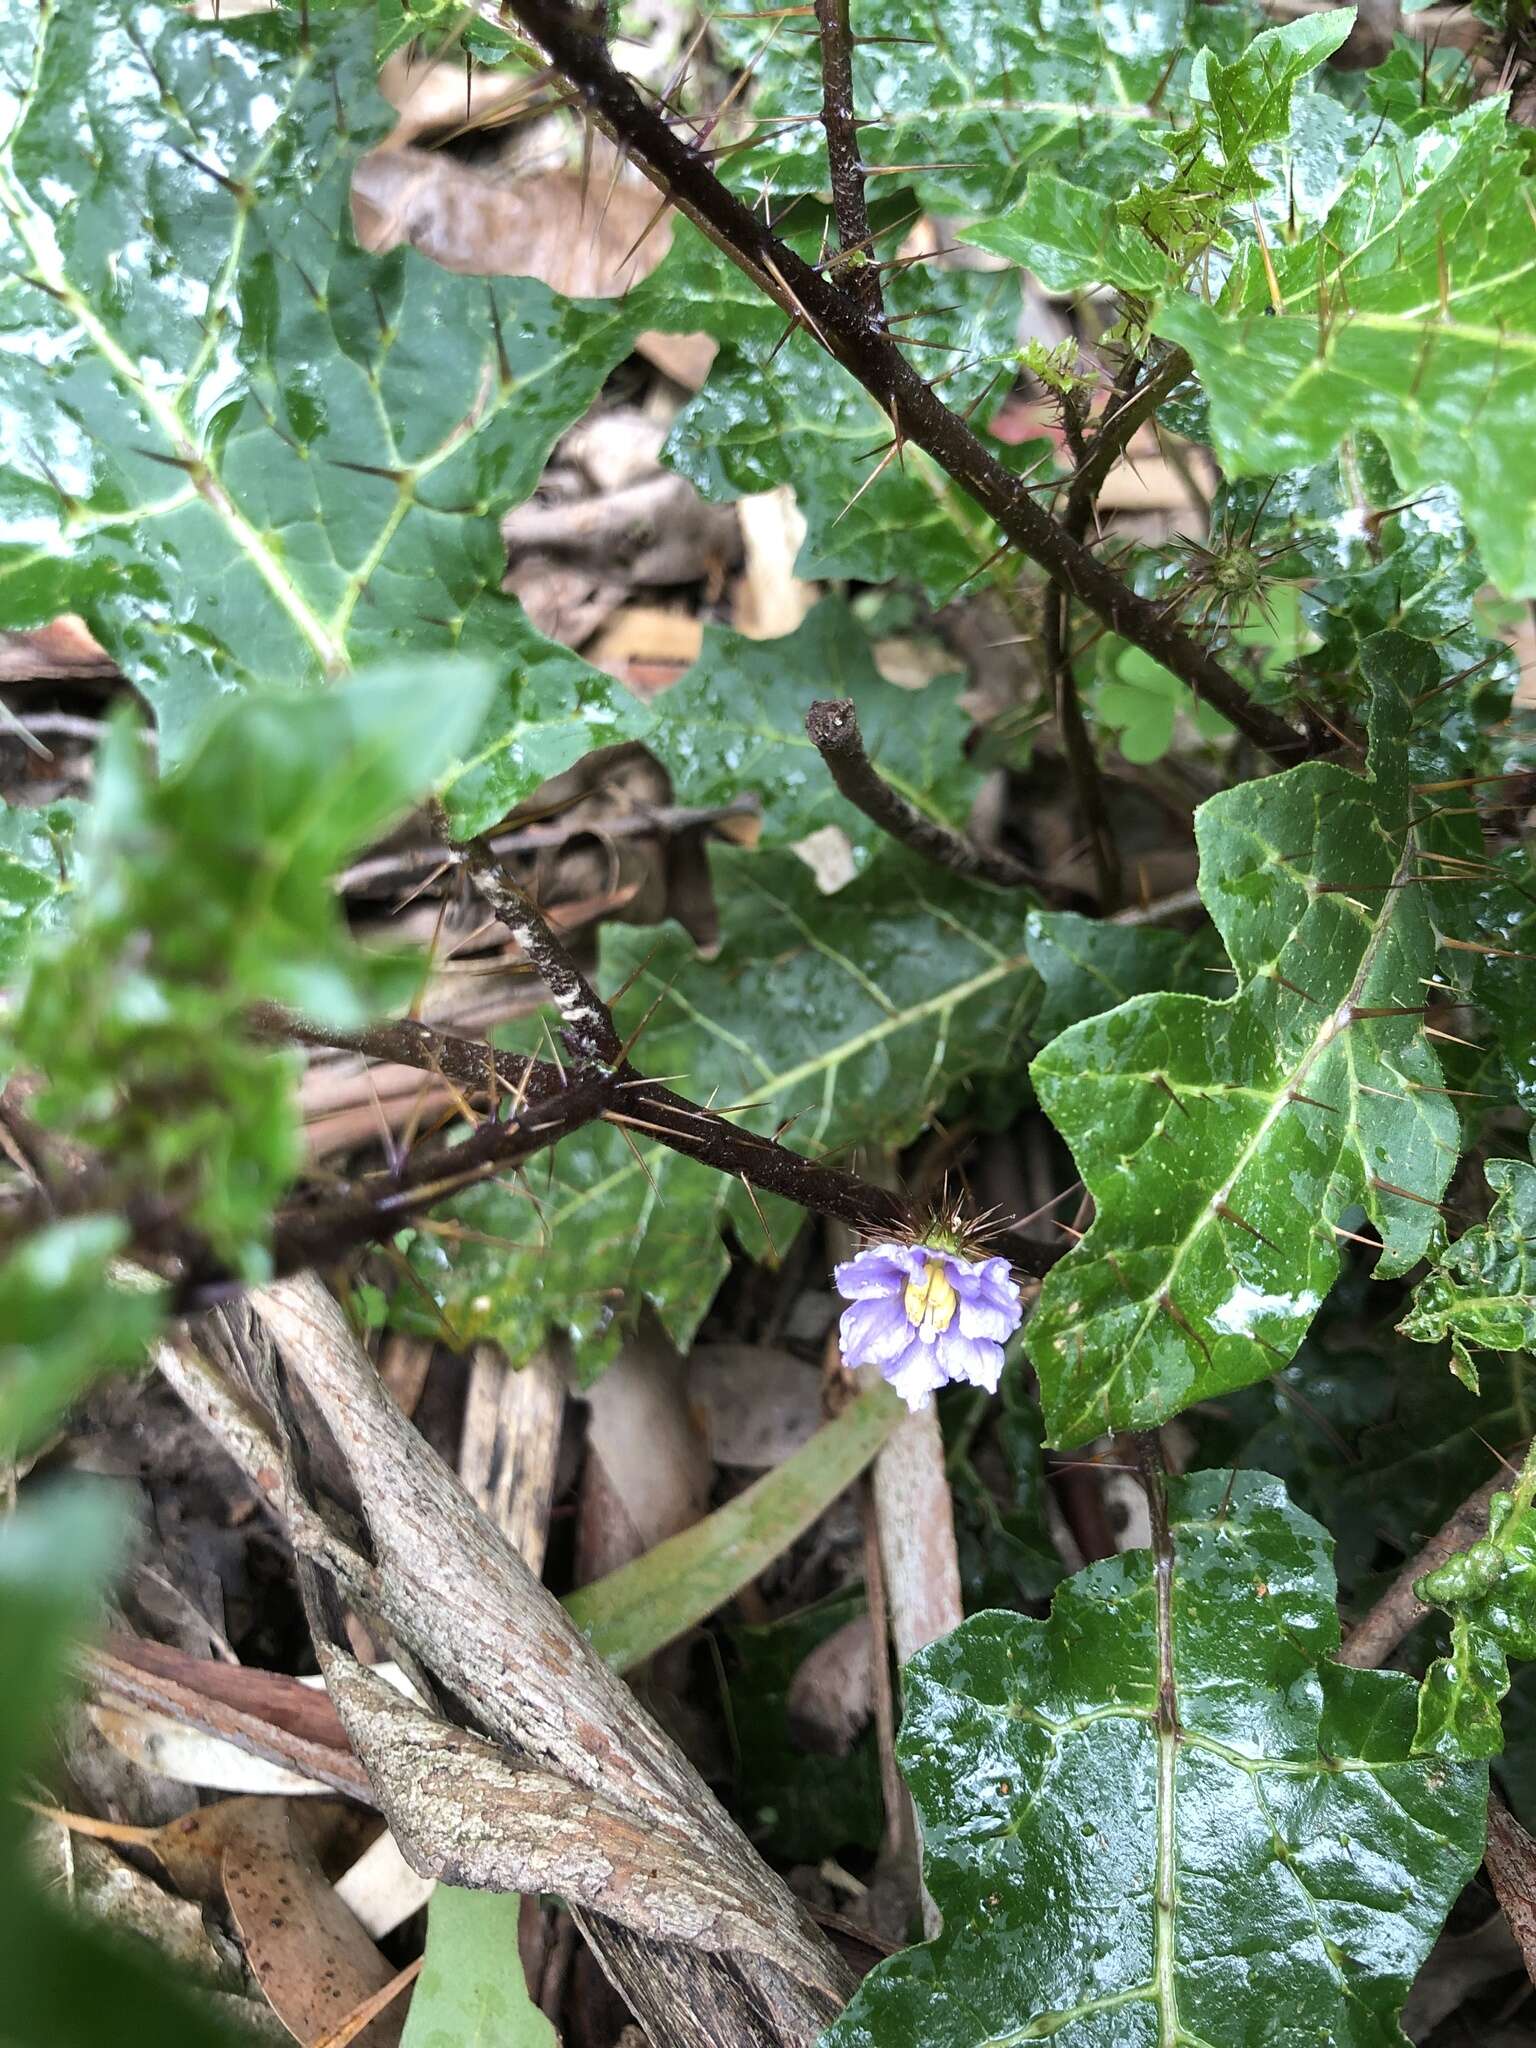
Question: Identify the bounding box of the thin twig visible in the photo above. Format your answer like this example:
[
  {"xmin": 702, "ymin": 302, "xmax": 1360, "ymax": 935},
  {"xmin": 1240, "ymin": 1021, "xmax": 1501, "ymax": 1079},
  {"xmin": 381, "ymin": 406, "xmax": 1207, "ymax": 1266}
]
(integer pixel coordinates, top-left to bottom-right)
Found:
[
  {"xmin": 491, "ymin": 0, "xmax": 1311, "ymax": 767},
  {"xmin": 805, "ymin": 696, "xmax": 1039, "ymax": 888}
]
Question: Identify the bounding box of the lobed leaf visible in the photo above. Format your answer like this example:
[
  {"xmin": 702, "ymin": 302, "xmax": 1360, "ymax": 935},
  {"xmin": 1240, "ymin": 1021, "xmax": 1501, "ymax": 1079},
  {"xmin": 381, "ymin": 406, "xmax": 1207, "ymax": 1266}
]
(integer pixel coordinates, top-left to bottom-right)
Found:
[
  {"xmin": 647, "ymin": 600, "xmax": 982, "ymax": 866},
  {"xmin": 0, "ymin": 0, "xmax": 645, "ymax": 799},
  {"xmin": 822, "ymin": 1469, "xmax": 1487, "ymax": 2048},
  {"xmin": 713, "ymin": 0, "xmax": 1193, "ymax": 218},
  {"xmin": 648, "ymin": 219, "xmax": 1027, "ymax": 600},
  {"xmin": 1158, "ymin": 100, "xmax": 1536, "ymax": 598},
  {"xmin": 405, "ymin": 845, "xmax": 1040, "ymax": 1372},
  {"xmin": 1028, "ymin": 645, "xmax": 1462, "ymax": 1448}
]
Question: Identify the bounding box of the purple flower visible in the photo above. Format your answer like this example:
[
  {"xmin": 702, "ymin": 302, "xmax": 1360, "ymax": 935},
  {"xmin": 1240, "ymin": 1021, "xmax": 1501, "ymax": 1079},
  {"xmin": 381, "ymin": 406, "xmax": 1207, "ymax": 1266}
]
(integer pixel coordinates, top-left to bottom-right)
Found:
[{"xmin": 833, "ymin": 1241, "xmax": 1023, "ymax": 1412}]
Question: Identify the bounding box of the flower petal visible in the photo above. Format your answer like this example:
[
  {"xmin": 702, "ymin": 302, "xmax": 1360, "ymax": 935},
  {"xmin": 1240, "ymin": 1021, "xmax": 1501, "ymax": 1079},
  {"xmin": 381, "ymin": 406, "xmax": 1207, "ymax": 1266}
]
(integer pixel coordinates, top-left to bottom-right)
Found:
[
  {"xmin": 946, "ymin": 1254, "xmax": 1023, "ymax": 1340},
  {"xmin": 840, "ymin": 1295, "xmax": 918, "ymax": 1368},
  {"xmin": 885, "ymin": 1341, "xmax": 947, "ymax": 1412},
  {"xmin": 833, "ymin": 1243, "xmax": 918, "ymax": 1300},
  {"xmin": 935, "ymin": 1327, "xmax": 1006, "ymax": 1394}
]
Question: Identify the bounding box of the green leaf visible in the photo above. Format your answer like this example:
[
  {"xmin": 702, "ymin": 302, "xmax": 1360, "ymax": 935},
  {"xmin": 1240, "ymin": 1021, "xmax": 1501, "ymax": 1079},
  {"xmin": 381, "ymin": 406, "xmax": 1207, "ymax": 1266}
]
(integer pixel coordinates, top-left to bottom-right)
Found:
[
  {"xmin": 822, "ymin": 1470, "xmax": 1487, "ymax": 2048},
  {"xmin": 726, "ymin": 1589, "xmax": 886, "ymax": 1863},
  {"xmin": 405, "ymin": 845, "xmax": 1039, "ymax": 1372},
  {"xmin": 0, "ymin": 1221, "xmax": 164, "ymax": 1457},
  {"xmin": 568, "ymin": 1383, "xmax": 903, "ymax": 1670},
  {"xmin": 1028, "ymin": 649, "xmax": 1461, "ymax": 1448},
  {"xmin": 713, "ymin": 0, "xmax": 1192, "ymax": 218},
  {"xmin": 961, "ymin": 174, "xmax": 1173, "ymax": 293},
  {"xmin": 0, "ymin": 1489, "xmax": 246, "ymax": 2048},
  {"xmin": 1188, "ymin": 1287, "xmax": 1536, "ymax": 1616},
  {"xmin": 1118, "ymin": 10, "xmax": 1355, "ymax": 260},
  {"xmin": 1024, "ymin": 907, "xmax": 1217, "ymax": 1045},
  {"xmin": 647, "ymin": 220, "xmax": 1024, "ymax": 599},
  {"xmin": 1093, "ymin": 641, "xmax": 1238, "ymax": 763},
  {"xmin": 13, "ymin": 658, "xmax": 495, "ymax": 1267},
  {"xmin": 400, "ymin": 1887, "xmax": 557, "ymax": 2048},
  {"xmin": 1400, "ymin": 1155, "xmax": 1536, "ymax": 1383},
  {"xmin": 1414, "ymin": 1466, "xmax": 1536, "ymax": 1759},
  {"xmin": 1157, "ymin": 101, "xmax": 1536, "ymax": 597},
  {"xmin": 0, "ymin": 0, "xmax": 645, "ymax": 790},
  {"xmin": 0, "ymin": 799, "xmax": 77, "ymax": 984},
  {"xmin": 648, "ymin": 600, "xmax": 980, "ymax": 865}
]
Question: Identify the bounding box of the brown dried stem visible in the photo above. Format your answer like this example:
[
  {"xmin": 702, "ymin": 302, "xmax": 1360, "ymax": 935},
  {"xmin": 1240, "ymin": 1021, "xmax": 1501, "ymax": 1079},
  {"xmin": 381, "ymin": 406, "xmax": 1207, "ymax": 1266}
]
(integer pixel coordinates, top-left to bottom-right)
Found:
[{"xmin": 804, "ymin": 695, "xmax": 1038, "ymax": 888}]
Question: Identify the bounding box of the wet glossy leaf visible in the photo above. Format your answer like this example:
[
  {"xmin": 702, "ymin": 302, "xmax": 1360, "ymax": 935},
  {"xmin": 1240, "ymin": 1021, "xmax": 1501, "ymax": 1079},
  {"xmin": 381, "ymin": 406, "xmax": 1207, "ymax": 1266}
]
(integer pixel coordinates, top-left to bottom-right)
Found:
[
  {"xmin": 1024, "ymin": 907, "xmax": 1217, "ymax": 1046},
  {"xmin": 1028, "ymin": 650, "xmax": 1462, "ymax": 1448},
  {"xmin": 1194, "ymin": 1294, "xmax": 1536, "ymax": 1618},
  {"xmin": 1400, "ymin": 1156, "xmax": 1536, "ymax": 1386},
  {"xmin": 404, "ymin": 846, "xmax": 1038, "ymax": 1373},
  {"xmin": 963, "ymin": 175, "xmax": 1173, "ymax": 293},
  {"xmin": 1415, "ymin": 1476, "xmax": 1536, "ymax": 1760},
  {"xmin": 0, "ymin": 0, "xmax": 645, "ymax": 793},
  {"xmin": 714, "ymin": 0, "xmax": 1191, "ymax": 218},
  {"xmin": 648, "ymin": 600, "xmax": 980, "ymax": 866},
  {"xmin": 1158, "ymin": 101, "xmax": 1536, "ymax": 598},
  {"xmin": 725, "ymin": 1589, "xmax": 885, "ymax": 1863},
  {"xmin": 822, "ymin": 1469, "xmax": 1487, "ymax": 2048},
  {"xmin": 648, "ymin": 220, "xmax": 1026, "ymax": 599},
  {"xmin": 12, "ymin": 659, "xmax": 495, "ymax": 1269}
]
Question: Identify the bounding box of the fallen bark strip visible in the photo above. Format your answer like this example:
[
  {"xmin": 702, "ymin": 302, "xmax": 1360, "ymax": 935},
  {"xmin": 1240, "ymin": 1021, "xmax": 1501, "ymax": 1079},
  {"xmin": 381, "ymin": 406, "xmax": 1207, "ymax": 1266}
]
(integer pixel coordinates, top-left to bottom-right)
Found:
[{"xmin": 250, "ymin": 1273, "xmax": 856, "ymax": 2048}]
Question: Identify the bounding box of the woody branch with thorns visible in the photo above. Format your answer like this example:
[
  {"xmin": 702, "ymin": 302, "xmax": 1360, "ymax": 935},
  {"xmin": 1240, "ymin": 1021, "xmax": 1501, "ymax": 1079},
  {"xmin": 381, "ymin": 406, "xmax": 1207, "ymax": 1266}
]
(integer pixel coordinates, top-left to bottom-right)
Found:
[
  {"xmin": 485, "ymin": 0, "xmax": 1323, "ymax": 799},
  {"xmin": 4, "ymin": 4, "xmax": 1509, "ymax": 1375}
]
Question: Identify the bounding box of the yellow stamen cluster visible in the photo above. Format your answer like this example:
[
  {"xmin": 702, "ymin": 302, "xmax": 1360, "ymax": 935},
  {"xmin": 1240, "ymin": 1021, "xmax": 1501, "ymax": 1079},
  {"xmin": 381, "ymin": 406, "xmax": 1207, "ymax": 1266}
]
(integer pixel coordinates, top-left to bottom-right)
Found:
[{"xmin": 904, "ymin": 1258, "xmax": 958, "ymax": 1340}]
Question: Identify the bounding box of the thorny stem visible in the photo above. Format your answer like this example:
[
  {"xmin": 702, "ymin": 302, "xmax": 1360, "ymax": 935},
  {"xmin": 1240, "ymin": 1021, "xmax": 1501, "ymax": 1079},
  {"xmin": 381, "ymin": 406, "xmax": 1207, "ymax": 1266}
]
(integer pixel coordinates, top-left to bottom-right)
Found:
[
  {"xmin": 1037, "ymin": 349, "xmax": 1195, "ymax": 913},
  {"xmin": 456, "ymin": 834, "xmax": 622, "ymax": 1069},
  {"xmin": 814, "ymin": 0, "xmax": 882, "ymax": 320},
  {"xmin": 805, "ymin": 695, "xmax": 1039, "ymax": 889},
  {"xmin": 491, "ymin": 0, "xmax": 1311, "ymax": 768}
]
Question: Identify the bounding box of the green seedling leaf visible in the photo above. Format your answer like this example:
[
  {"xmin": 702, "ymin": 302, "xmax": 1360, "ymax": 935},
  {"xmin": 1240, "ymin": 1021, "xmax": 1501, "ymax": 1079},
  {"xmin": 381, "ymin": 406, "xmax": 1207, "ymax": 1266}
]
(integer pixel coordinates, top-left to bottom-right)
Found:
[
  {"xmin": 1118, "ymin": 11, "xmax": 1355, "ymax": 260},
  {"xmin": 1029, "ymin": 644, "xmax": 1462, "ymax": 1447},
  {"xmin": 11, "ymin": 658, "xmax": 495, "ymax": 1270},
  {"xmin": 1414, "ymin": 1462, "xmax": 1536, "ymax": 1759},
  {"xmin": 822, "ymin": 1470, "xmax": 1487, "ymax": 2048},
  {"xmin": 401, "ymin": 1888, "xmax": 557, "ymax": 2048},
  {"xmin": 1400, "ymin": 1155, "xmax": 1536, "ymax": 1388},
  {"xmin": 962, "ymin": 175, "xmax": 1174, "ymax": 293}
]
